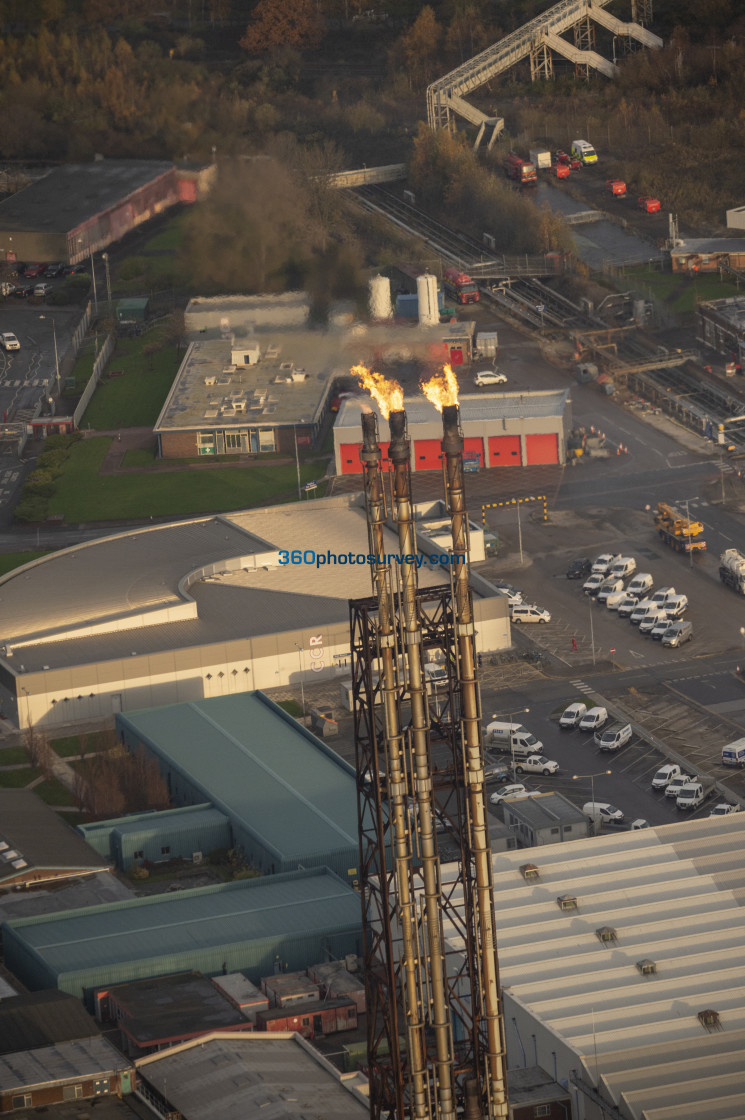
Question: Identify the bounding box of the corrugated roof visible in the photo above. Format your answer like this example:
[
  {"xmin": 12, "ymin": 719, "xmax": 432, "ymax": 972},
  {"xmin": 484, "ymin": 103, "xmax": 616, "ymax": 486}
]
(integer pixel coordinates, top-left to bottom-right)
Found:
[
  {"xmin": 0, "ymin": 790, "xmax": 108, "ymax": 881},
  {"xmin": 3, "ymin": 868, "xmax": 359, "ymax": 979},
  {"xmin": 439, "ymin": 815, "xmax": 745, "ymax": 1120},
  {"xmin": 135, "ymin": 1032, "xmax": 368, "ymax": 1118},
  {"xmin": 0, "ymin": 1036, "xmax": 130, "ymax": 1090},
  {"xmin": 0, "ymin": 990, "xmax": 100, "ymax": 1055},
  {"xmin": 106, "ymin": 971, "xmax": 246, "ymax": 1043},
  {"xmin": 503, "ymin": 791, "xmax": 587, "ymax": 827},
  {"xmin": 335, "ymin": 389, "xmax": 569, "ymax": 428},
  {"xmin": 118, "ymin": 692, "xmax": 358, "ymax": 860},
  {"xmin": 0, "ymin": 160, "xmax": 175, "ymax": 234}
]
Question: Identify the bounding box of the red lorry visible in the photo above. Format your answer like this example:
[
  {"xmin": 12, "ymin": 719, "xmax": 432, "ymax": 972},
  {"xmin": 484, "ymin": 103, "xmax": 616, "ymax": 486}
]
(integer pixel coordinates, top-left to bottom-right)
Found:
[
  {"xmin": 504, "ymin": 152, "xmax": 537, "ymax": 185},
  {"xmin": 443, "ymin": 267, "xmax": 480, "ymax": 305}
]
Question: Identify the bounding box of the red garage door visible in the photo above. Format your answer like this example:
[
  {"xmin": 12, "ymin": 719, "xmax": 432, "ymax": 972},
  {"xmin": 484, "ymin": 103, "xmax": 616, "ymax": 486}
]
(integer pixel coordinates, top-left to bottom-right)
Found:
[
  {"xmin": 339, "ymin": 442, "xmax": 390, "ymax": 474},
  {"xmin": 488, "ymin": 435, "xmax": 522, "ymax": 466},
  {"xmin": 525, "ymin": 433, "xmax": 559, "ymax": 465},
  {"xmin": 413, "ymin": 439, "xmax": 442, "ymax": 470},
  {"xmin": 464, "ymin": 437, "xmax": 484, "ymax": 467}
]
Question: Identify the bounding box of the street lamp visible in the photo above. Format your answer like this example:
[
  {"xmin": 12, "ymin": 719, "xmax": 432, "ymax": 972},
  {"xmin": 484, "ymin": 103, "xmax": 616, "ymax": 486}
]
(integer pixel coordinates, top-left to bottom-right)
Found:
[
  {"xmin": 101, "ymin": 252, "xmax": 112, "ymax": 317},
  {"xmin": 38, "ymin": 315, "xmax": 60, "ymax": 397},
  {"xmin": 79, "ymin": 236, "xmax": 98, "ymax": 313},
  {"xmin": 572, "ymin": 770, "xmax": 612, "ymax": 830},
  {"xmin": 493, "ymin": 706, "xmax": 530, "ymax": 775},
  {"xmin": 588, "ymin": 597, "xmax": 596, "ymax": 666}
]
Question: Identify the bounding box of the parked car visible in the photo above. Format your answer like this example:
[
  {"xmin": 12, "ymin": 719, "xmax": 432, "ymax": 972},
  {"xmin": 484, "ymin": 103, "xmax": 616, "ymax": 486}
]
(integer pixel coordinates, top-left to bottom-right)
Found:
[
  {"xmin": 490, "ymin": 783, "xmax": 528, "ymax": 804},
  {"xmin": 0, "ymin": 332, "xmax": 20, "ymax": 351},
  {"xmin": 591, "ymin": 553, "xmax": 622, "ymax": 575},
  {"xmin": 33, "ymin": 282, "xmax": 52, "ymax": 297},
  {"xmin": 578, "ymin": 706, "xmax": 608, "ymax": 732},
  {"xmin": 662, "ymin": 620, "xmax": 693, "ymax": 648},
  {"xmin": 514, "ymin": 755, "xmax": 559, "ymax": 776},
  {"xmin": 474, "ymin": 369, "xmax": 507, "ymax": 387},
  {"xmin": 709, "ymin": 803, "xmax": 740, "ymax": 817},
  {"xmin": 566, "ymin": 558, "xmax": 592, "ymax": 579},
  {"xmin": 494, "ymin": 587, "xmax": 523, "ymax": 608},
  {"xmin": 630, "ymin": 818, "xmax": 650, "ymax": 829},
  {"xmin": 583, "ymin": 573, "xmax": 605, "ymax": 596},
  {"xmin": 62, "ymin": 263, "xmax": 89, "ymax": 275},
  {"xmin": 510, "ymin": 604, "xmax": 550, "ymax": 624},
  {"xmin": 13, "ymin": 284, "xmax": 34, "ymax": 298},
  {"xmin": 652, "ymin": 763, "xmax": 682, "ymax": 790},
  {"xmin": 483, "ymin": 752, "xmax": 512, "ymax": 782},
  {"xmin": 664, "ymin": 774, "xmax": 693, "ymax": 799},
  {"xmin": 616, "ymin": 594, "xmax": 640, "ymax": 618},
  {"xmin": 559, "ymin": 701, "xmax": 588, "ymax": 728},
  {"xmin": 597, "ymin": 577, "xmax": 625, "ymax": 604},
  {"xmin": 44, "ymin": 262, "xmax": 65, "ymax": 277},
  {"xmin": 23, "ymin": 263, "xmax": 45, "ymax": 277},
  {"xmin": 639, "ymin": 611, "xmax": 663, "ymax": 634},
  {"xmin": 595, "ymin": 722, "xmax": 633, "ymax": 752}
]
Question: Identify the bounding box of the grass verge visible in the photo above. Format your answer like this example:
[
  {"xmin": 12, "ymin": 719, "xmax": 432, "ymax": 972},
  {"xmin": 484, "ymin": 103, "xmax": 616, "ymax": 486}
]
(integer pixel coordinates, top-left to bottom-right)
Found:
[
  {"xmin": 0, "ymin": 551, "xmax": 51, "ymax": 577},
  {"xmin": 0, "ymin": 767, "xmax": 41, "ymax": 788},
  {"xmin": 0, "ymin": 747, "xmax": 30, "ymax": 766},
  {"xmin": 48, "ymin": 437, "xmax": 327, "ymax": 521},
  {"xmin": 625, "ymin": 266, "xmax": 742, "ymax": 315},
  {"xmin": 34, "ymin": 778, "xmax": 77, "ymax": 806},
  {"xmin": 82, "ymin": 326, "xmax": 180, "ymax": 430}
]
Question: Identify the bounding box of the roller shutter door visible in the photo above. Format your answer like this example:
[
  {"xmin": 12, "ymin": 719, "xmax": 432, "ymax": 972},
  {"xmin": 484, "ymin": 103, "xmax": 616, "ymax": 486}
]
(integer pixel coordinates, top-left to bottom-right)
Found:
[
  {"xmin": 525, "ymin": 433, "xmax": 559, "ymax": 465},
  {"xmin": 413, "ymin": 440, "xmax": 442, "ymax": 471},
  {"xmin": 463, "ymin": 437, "xmax": 484, "ymax": 467},
  {"xmin": 488, "ymin": 435, "xmax": 522, "ymax": 466},
  {"xmin": 339, "ymin": 441, "xmax": 390, "ymax": 474}
]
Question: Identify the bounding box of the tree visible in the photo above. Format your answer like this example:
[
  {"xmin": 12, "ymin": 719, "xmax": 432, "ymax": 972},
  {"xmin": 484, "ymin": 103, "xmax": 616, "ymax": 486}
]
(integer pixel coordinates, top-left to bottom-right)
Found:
[
  {"xmin": 240, "ymin": 0, "xmax": 325, "ymax": 56},
  {"xmin": 390, "ymin": 5, "xmax": 443, "ymax": 90}
]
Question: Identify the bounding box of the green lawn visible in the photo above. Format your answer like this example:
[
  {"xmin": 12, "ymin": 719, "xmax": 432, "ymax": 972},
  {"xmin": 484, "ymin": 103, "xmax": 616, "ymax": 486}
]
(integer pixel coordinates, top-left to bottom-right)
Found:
[
  {"xmin": 51, "ymin": 731, "xmax": 111, "ymax": 757},
  {"xmin": 122, "ymin": 448, "xmax": 240, "ymax": 468},
  {"xmin": 0, "ymin": 767, "xmax": 40, "ymax": 788},
  {"xmin": 0, "ymin": 747, "xmax": 30, "ymax": 765},
  {"xmin": 34, "ymin": 778, "xmax": 77, "ymax": 806},
  {"xmin": 48, "ymin": 437, "xmax": 327, "ymax": 521},
  {"xmin": 140, "ymin": 212, "xmax": 187, "ymax": 253},
  {"xmin": 625, "ymin": 266, "xmax": 742, "ymax": 315},
  {"xmin": 0, "ymin": 551, "xmax": 51, "ymax": 577},
  {"xmin": 82, "ymin": 327, "xmax": 180, "ymax": 430}
]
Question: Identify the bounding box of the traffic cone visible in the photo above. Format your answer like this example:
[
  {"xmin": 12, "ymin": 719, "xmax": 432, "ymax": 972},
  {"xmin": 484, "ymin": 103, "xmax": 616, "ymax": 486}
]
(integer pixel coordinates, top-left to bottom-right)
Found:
[{"xmin": 617, "ymin": 446, "xmax": 621, "ymax": 456}]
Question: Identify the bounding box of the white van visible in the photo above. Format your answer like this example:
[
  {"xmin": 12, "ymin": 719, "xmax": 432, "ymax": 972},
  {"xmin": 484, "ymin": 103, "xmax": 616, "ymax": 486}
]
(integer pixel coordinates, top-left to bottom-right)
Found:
[
  {"xmin": 578, "ymin": 706, "xmax": 608, "ymax": 732},
  {"xmin": 559, "ymin": 701, "xmax": 588, "ymax": 728},
  {"xmin": 627, "ymin": 573, "xmax": 653, "ymax": 597},
  {"xmin": 676, "ymin": 782, "xmax": 705, "ymax": 810},
  {"xmin": 510, "ymin": 604, "xmax": 550, "ymax": 624},
  {"xmin": 664, "ymin": 594, "xmax": 688, "ymax": 619},
  {"xmin": 423, "ymin": 663, "xmax": 447, "ymax": 684},
  {"xmin": 722, "ymin": 737, "xmax": 745, "ymax": 767},
  {"xmin": 583, "ymin": 801, "xmax": 623, "ymax": 825},
  {"xmin": 630, "ymin": 601, "xmax": 662, "ymax": 626},
  {"xmin": 651, "ymin": 586, "xmax": 676, "ymax": 605},
  {"xmin": 609, "ymin": 556, "xmax": 637, "ymax": 579},
  {"xmin": 485, "ymin": 721, "xmax": 544, "ymax": 755},
  {"xmin": 572, "ymin": 139, "xmax": 598, "ymax": 164}
]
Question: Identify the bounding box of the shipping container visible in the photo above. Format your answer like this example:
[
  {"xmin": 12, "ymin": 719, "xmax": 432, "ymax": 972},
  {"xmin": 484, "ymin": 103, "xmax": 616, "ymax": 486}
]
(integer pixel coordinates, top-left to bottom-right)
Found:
[{"xmin": 255, "ymin": 997, "xmax": 358, "ymax": 1039}]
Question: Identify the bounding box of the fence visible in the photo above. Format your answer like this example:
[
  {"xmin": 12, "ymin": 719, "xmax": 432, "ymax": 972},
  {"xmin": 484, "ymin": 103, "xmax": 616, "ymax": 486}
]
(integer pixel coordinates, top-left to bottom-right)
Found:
[{"xmin": 73, "ymin": 334, "xmax": 115, "ymax": 429}]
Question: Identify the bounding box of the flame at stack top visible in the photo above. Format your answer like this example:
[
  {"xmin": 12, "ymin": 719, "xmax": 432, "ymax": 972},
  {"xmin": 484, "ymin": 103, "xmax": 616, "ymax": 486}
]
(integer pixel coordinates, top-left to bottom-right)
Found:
[
  {"xmin": 353, "ymin": 364, "xmax": 404, "ymax": 420},
  {"xmin": 420, "ymin": 364, "xmax": 460, "ymax": 413}
]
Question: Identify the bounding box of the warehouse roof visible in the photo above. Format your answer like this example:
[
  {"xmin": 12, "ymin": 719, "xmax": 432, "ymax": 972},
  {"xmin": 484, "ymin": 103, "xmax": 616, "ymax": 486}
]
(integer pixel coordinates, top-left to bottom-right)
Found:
[
  {"xmin": 0, "ymin": 160, "xmax": 175, "ymax": 234},
  {"xmin": 440, "ymin": 813, "xmax": 745, "ymax": 1120},
  {"xmin": 0, "ymin": 1035, "xmax": 130, "ymax": 1090},
  {"xmin": 0, "ymin": 790, "xmax": 108, "ymax": 884},
  {"xmin": 117, "ymin": 692, "xmax": 358, "ymax": 861},
  {"xmin": 105, "ymin": 971, "xmax": 249, "ymax": 1045},
  {"xmin": 0, "ymin": 497, "xmax": 450, "ymax": 674},
  {"xmin": 2, "ymin": 868, "xmax": 359, "ymax": 990},
  {"xmin": 0, "ymin": 990, "xmax": 100, "ymax": 1055},
  {"xmin": 335, "ymin": 389, "xmax": 570, "ymax": 429},
  {"xmin": 135, "ymin": 1031, "xmax": 368, "ymax": 1119}
]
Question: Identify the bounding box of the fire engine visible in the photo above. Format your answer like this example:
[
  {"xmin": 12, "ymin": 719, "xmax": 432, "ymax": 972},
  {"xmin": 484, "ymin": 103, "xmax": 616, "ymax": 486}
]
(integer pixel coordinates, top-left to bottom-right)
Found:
[
  {"xmin": 443, "ymin": 268, "xmax": 480, "ymax": 305},
  {"xmin": 504, "ymin": 152, "xmax": 537, "ymax": 185}
]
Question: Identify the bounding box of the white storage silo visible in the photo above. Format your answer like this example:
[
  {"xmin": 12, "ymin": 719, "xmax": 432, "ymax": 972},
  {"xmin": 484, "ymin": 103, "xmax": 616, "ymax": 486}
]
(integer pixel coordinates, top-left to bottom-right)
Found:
[
  {"xmin": 417, "ymin": 272, "xmax": 439, "ymax": 327},
  {"xmin": 369, "ymin": 274, "xmax": 393, "ymax": 321}
]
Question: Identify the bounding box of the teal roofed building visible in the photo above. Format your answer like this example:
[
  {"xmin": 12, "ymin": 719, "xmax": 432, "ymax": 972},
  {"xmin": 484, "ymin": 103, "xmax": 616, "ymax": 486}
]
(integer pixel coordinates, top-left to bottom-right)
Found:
[
  {"xmin": 115, "ymin": 691, "xmax": 360, "ymax": 883},
  {"xmin": 2, "ymin": 868, "xmax": 361, "ymax": 1006},
  {"xmin": 77, "ymin": 805, "xmax": 231, "ymax": 870}
]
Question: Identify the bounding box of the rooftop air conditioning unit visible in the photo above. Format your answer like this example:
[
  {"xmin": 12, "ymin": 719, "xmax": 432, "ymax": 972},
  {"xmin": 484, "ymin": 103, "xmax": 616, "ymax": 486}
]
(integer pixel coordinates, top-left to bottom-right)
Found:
[
  {"xmin": 596, "ymin": 926, "xmax": 617, "ymax": 944},
  {"xmin": 520, "ymin": 863, "xmax": 539, "ymax": 881},
  {"xmin": 204, "ymin": 376, "xmax": 216, "ymax": 386},
  {"xmin": 698, "ymin": 1009, "xmax": 722, "ymax": 1031},
  {"xmin": 556, "ymin": 894, "xmax": 577, "ymax": 911},
  {"xmin": 636, "ymin": 959, "xmax": 657, "ymax": 975}
]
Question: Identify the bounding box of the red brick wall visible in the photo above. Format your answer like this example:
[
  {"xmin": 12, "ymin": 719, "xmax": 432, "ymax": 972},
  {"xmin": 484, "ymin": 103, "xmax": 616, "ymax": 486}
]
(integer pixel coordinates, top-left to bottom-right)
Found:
[
  {"xmin": 1, "ymin": 1075, "xmax": 120, "ymax": 1113},
  {"xmin": 159, "ymin": 431, "xmax": 199, "ymax": 459}
]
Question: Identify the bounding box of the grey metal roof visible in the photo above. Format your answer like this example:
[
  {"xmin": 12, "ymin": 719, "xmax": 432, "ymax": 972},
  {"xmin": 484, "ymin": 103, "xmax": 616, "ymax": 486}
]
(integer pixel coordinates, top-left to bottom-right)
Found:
[
  {"xmin": 0, "ymin": 790, "xmax": 108, "ymax": 882},
  {"xmin": 0, "ymin": 1035, "xmax": 130, "ymax": 1090},
  {"xmin": 3, "ymin": 868, "xmax": 359, "ymax": 980},
  {"xmin": 118, "ymin": 691, "xmax": 358, "ymax": 860},
  {"xmin": 503, "ymin": 791, "xmax": 587, "ymax": 827},
  {"xmin": 335, "ymin": 389, "xmax": 569, "ymax": 429},
  {"xmin": 106, "ymin": 971, "xmax": 247, "ymax": 1043},
  {"xmin": 135, "ymin": 1032, "xmax": 368, "ymax": 1119},
  {"xmin": 0, "ymin": 160, "xmax": 175, "ymax": 234}
]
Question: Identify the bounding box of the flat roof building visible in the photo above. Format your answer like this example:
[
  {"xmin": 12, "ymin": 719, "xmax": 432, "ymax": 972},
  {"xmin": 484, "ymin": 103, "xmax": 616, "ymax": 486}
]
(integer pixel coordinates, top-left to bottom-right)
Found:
[
  {"xmin": 0, "ymin": 790, "xmax": 108, "ymax": 890},
  {"xmin": 77, "ymin": 804, "xmax": 231, "ymax": 871},
  {"xmin": 334, "ymin": 389, "xmax": 571, "ymax": 474},
  {"xmin": 0, "ymin": 1036, "xmax": 133, "ymax": 1112},
  {"xmin": 0, "ymin": 990, "xmax": 101, "ymax": 1055},
  {"xmin": 0, "ymin": 497, "xmax": 508, "ymax": 730},
  {"xmin": 2, "ymin": 868, "xmax": 362, "ymax": 1006},
  {"xmin": 116, "ymin": 691, "xmax": 359, "ymax": 881},
  {"xmin": 697, "ymin": 294, "xmax": 745, "ymax": 361},
  {"xmin": 502, "ymin": 791, "xmax": 589, "ymax": 847}
]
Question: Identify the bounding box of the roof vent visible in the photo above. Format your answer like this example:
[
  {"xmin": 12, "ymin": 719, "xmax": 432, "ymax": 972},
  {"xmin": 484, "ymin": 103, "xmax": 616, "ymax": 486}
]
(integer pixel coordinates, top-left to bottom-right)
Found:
[
  {"xmin": 557, "ymin": 894, "xmax": 578, "ymax": 911},
  {"xmin": 204, "ymin": 376, "xmax": 216, "ymax": 386},
  {"xmin": 698, "ymin": 1009, "xmax": 722, "ymax": 1031},
  {"xmin": 520, "ymin": 863, "xmax": 539, "ymax": 881},
  {"xmin": 636, "ymin": 958, "xmax": 657, "ymax": 975},
  {"xmin": 596, "ymin": 926, "xmax": 617, "ymax": 944}
]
